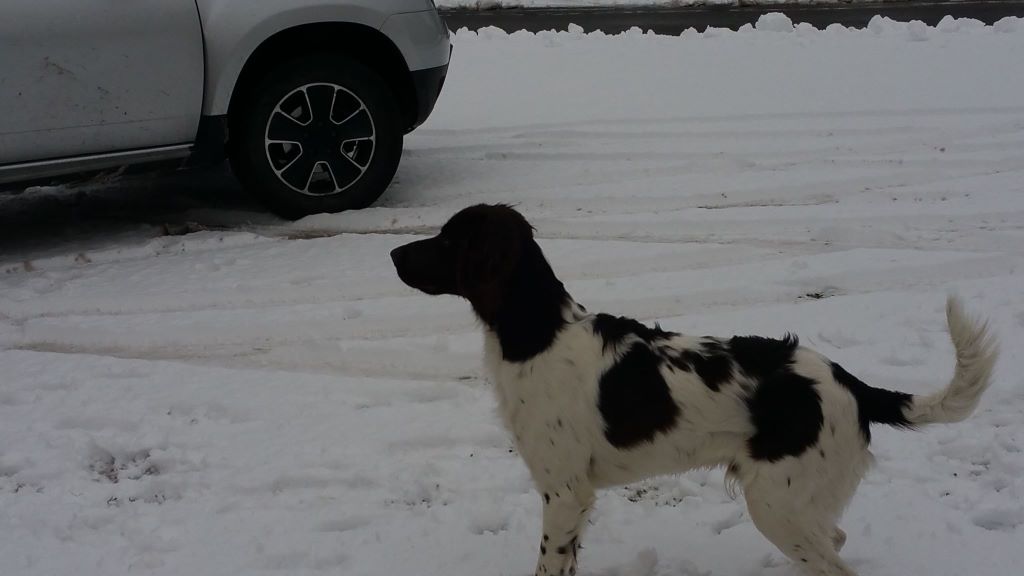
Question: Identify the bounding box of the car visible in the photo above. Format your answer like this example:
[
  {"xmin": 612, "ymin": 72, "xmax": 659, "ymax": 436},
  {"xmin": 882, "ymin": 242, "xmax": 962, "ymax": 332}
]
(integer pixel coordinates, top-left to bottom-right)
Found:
[{"xmin": 0, "ymin": 0, "xmax": 451, "ymax": 219}]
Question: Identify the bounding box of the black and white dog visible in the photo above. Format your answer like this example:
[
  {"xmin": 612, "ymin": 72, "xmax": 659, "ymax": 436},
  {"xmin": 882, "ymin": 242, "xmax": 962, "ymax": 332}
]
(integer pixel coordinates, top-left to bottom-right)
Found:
[{"xmin": 390, "ymin": 204, "xmax": 998, "ymax": 576}]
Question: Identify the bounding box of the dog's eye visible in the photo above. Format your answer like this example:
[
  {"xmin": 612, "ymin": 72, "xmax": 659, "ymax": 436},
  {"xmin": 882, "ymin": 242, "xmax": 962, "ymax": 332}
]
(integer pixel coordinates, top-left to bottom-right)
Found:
[{"xmin": 440, "ymin": 238, "xmax": 452, "ymax": 249}]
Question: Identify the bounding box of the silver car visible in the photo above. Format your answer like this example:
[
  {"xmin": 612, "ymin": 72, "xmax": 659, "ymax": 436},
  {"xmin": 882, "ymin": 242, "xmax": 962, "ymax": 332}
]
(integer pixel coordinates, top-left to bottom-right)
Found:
[{"xmin": 0, "ymin": 0, "xmax": 451, "ymax": 218}]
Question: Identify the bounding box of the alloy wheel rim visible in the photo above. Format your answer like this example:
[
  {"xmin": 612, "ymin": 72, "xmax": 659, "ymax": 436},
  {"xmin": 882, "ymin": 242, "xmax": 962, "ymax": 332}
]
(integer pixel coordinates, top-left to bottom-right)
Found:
[{"xmin": 264, "ymin": 83, "xmax": 376, "ymax": 197}]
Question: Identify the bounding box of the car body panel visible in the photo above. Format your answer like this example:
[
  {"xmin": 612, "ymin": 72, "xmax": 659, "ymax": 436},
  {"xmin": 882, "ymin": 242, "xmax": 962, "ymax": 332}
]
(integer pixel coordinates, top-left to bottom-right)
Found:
[
  {"xmin": 381, "ymin": 9, "xmax": 451, "ymax": 72},
  {"xmin": 0, "ymin": 0, "xmax": 204, "ymax": 165}
]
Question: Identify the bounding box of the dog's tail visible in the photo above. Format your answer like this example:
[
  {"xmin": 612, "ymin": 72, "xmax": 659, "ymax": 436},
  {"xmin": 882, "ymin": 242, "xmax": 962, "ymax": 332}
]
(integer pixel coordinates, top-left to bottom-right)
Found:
[
  {"xmin": 836, "ymin": 296, "xmax": 998, "ymax": 430},
  {"xmin": 902, "ymin": 296, "xmax": 999, "ymax": 425}
]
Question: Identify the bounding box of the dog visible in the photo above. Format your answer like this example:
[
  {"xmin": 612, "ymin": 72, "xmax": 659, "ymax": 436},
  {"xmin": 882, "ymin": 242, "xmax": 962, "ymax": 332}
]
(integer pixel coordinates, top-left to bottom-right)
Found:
[{"xmin": 390, "ymin": 204, "xmax": 999, "ymax": 576}]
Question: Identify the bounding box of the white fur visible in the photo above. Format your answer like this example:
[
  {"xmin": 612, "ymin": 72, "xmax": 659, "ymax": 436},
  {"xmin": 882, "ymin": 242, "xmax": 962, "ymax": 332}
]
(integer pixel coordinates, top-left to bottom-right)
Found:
[
  {"xmin": 903, "ymin": 297, "xmax": 999, "ymax": 425},
  {"xmin": 481, "ymin": 297, "xmax": 997, "ymax": 576}
]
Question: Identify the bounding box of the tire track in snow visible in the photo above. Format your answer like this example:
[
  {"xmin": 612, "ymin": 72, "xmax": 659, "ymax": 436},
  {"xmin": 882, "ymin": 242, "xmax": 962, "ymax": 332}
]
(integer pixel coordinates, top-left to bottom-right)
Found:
[{"xmin": 10, "ymin": 249, "xmax": 1020, "ymax": 382}]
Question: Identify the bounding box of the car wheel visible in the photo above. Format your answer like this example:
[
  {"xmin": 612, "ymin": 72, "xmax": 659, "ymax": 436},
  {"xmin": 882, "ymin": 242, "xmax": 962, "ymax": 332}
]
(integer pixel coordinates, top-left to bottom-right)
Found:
[{"xmin": 229, "ymin": 54, "xmax": 403, "ymax": 219}]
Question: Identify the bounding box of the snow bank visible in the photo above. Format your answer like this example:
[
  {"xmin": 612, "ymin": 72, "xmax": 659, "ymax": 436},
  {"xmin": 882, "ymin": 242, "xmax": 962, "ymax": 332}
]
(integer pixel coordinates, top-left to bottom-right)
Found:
[
  {"xmin": 439, "ymin": 0, "xmax": 884, "ymax": 8},
  {"xmin": 429, "ymin": 17, "xmax": 1024, "ymax": 131}
]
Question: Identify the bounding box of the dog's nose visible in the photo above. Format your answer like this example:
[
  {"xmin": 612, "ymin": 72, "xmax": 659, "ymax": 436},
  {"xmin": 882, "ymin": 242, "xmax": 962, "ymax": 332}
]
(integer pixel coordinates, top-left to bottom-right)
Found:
[{"xmin": 390, "ymin": 246, "xmax": 405, "ymax": 267}]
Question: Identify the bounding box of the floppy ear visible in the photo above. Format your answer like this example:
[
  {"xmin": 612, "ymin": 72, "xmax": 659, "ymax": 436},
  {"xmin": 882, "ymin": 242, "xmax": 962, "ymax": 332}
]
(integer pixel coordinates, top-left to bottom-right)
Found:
[{"xmin": 456, "ymin": 216, "xmax": 527, "ymax": 323}]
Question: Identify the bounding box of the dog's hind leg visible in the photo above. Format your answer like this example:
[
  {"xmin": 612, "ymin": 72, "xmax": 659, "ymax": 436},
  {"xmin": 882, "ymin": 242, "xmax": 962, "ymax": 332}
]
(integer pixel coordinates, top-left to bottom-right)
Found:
[
  {"xmin": 742, "ymin": 468, "xmax": 859, "ymax": 576},
  {"xmin": 747, "ymin": 497, "xmax": 856, "ymax": 575},
  {"xmin": 533, "ymin": 482, "xmax": 594, "ymax": 576}
]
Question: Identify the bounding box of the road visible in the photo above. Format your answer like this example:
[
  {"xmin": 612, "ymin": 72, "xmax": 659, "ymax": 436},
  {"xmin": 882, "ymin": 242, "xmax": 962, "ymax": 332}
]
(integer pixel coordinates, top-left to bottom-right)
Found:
[{"xmin": 440, "ymin": 0, "xmax": 1024, "ymax": 33}]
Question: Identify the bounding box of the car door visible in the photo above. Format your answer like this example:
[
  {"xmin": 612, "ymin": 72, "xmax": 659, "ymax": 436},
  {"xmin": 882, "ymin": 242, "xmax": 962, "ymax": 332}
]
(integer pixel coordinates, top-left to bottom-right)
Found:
[{"xmin": 0, "ymin": 0, "xmax": 204, "ymax": 165}]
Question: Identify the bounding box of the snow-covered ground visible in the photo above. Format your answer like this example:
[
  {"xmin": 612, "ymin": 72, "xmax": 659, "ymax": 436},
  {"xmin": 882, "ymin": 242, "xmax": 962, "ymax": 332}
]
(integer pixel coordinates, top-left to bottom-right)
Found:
[{"xmin": 3, "ymin": 15, "xmax": 1024, "ymax": 576}]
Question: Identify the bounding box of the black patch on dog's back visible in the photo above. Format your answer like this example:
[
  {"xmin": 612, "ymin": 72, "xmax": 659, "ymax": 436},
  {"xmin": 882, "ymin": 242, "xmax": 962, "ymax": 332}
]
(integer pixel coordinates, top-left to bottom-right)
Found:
[
  {"xmin": 728, "ymin": 334, "xmax": 799, "ymax": 379},
  {"xmin": 831, "ymin": 362, "xmax": 914, "ymax": 442},
  {"xmin": 746, "ymin": 369, "xmax": 823, "ymax": 462},
  {"xmin": 598, "ymin": 344, "xmax": 680, "ymax": 448},
  {"xmin": 592, "ymin": 314, "xmax": 675, "ymax": 352},
  {"xmin": 674, "ymin": 343, "xmax": 734, "ymax": 391}
]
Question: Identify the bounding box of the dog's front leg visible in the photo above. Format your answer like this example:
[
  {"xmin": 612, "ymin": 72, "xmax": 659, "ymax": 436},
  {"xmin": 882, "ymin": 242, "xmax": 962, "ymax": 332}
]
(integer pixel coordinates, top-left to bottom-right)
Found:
[{"xmin": 534, "ymin": 483, "xmax": 594, "ymax": 576}]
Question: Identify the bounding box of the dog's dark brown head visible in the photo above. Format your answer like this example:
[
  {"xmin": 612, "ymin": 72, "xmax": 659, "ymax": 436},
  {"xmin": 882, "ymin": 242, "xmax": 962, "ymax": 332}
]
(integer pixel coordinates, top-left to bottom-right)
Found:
[
  {"xmin": 391, "ymin": 204, "xmax": 569, "ymax": 362},
  {"xmin": 390, "ymin": 204, "xmax": 531, "ymax": 302}
]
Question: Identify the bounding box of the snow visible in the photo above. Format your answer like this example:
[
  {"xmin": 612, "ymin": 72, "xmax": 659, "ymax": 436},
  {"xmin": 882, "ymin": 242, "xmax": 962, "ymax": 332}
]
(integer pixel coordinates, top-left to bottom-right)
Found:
[
  {"xmin": 438, "ymin": 0, "xmax": 883, "ymax": 8},
  {"xmin": 756, "ymin": 12, "xmax": 795, "ymax": 32},
  {"xmin": 3, "ymin": 16, "xmax": 1024, "ymax": 576}
]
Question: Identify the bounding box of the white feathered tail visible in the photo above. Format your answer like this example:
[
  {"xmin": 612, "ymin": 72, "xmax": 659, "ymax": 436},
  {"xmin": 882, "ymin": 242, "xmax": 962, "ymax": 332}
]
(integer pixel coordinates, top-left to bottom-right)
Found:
[{"xmin": 901, "ymin": 296, "xmax": 999, "ymax": 425}]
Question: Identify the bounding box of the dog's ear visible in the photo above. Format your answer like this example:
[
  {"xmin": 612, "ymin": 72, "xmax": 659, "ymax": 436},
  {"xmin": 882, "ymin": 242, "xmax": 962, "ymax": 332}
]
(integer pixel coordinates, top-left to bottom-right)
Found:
[{"xmin": 455, "ymin": 206, "xmax": 531, "ymax": 322}]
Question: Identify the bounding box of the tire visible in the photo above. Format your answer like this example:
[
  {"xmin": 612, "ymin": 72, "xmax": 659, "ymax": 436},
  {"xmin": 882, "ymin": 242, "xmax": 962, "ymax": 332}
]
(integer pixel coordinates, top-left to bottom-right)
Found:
[{"xmin": 229, "ymin": 53, "xmax": 403, "ymax": 219}]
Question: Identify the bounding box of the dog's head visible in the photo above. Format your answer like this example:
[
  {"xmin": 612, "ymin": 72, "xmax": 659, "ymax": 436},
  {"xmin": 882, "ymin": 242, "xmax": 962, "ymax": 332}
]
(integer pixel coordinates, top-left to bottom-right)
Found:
[{"xmin": 390, "ymin": 204, "xmax": 538, "ymax": 321}]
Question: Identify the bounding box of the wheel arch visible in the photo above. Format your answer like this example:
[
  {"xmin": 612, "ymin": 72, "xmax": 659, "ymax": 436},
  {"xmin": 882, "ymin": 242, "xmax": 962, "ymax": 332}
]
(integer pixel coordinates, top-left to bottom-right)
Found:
[
  {"xmin": 199, "ymin": 0, "xmax": 419, "ymax": 130},
  {"xmin": 226, "ymin": 22, "xmax": 416, "ymax": 133}
]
